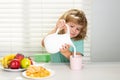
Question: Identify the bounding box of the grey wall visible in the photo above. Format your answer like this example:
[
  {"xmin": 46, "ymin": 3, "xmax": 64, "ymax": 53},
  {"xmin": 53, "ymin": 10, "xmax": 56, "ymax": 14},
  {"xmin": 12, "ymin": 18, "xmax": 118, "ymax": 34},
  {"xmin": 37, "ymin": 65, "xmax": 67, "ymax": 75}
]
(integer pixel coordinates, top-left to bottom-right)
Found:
[{"xmin": 91, "ymin": 0, "xmax": 120, "ymax": 62}]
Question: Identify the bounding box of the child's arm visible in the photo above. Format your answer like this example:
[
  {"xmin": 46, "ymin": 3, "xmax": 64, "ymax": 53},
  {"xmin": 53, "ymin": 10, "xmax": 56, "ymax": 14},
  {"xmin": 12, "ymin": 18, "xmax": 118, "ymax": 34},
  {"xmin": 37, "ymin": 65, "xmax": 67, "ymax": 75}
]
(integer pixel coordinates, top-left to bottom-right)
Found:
[
  {"xmin": 60, "ymin": 44, "xmax": 83, "ymax": 59},
  {"xmin": 48, "ymin": 19, "xmax": 66, "ymax": 34},
  {"xmin": 60, "ymin": 50, "xmax": 82, "ymax": 59}
]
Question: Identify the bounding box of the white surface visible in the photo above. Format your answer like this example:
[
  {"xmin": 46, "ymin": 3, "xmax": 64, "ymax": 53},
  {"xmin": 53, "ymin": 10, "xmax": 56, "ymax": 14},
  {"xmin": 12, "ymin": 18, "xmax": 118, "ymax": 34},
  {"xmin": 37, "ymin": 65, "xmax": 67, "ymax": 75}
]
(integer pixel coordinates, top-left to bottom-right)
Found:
[{"xmin": 0, "ymin": 62, "xmax": 120, "ymax": 80}]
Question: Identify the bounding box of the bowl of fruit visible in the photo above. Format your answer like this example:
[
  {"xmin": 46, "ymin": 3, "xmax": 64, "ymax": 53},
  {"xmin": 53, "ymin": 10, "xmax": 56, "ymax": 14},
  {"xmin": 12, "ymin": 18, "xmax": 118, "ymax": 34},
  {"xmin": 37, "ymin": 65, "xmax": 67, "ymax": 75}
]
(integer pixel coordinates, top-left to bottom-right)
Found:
[{"xmin": 0, "ymin": 53, "xmax": 33, "ymax": 71}]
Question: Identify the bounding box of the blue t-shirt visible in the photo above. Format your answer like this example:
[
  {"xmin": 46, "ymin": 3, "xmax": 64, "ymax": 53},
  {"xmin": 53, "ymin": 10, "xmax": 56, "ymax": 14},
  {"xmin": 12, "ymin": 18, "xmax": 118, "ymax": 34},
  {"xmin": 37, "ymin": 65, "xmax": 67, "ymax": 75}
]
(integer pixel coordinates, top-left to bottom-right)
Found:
[{"xmin": 51, "ymin": 39, "xmax": 84, "ymax": 63}]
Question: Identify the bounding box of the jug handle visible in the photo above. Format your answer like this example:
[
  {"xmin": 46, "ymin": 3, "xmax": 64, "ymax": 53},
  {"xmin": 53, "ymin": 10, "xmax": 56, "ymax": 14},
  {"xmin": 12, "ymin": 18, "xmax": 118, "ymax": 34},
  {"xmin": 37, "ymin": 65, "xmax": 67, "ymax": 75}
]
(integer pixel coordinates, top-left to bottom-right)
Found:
[{"xmin": 55, "ymin": 24, "xmax": 70, "ymax": 36}]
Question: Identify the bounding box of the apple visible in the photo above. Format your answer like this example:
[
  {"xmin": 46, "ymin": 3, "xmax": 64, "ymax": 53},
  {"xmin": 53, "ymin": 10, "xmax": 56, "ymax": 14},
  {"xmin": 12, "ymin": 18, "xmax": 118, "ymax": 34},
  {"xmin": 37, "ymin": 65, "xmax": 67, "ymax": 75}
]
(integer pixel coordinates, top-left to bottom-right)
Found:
[
  {"xmin": 9, "ymin": 59, "xmax": 20, "ymax": 69},
  {"xmin": 20, "ymin": 58, "xmax": 31, "ymax": 69},
  {"xmin": 15, "ymin": 53, "xmax": 24, "ymax": 61}
]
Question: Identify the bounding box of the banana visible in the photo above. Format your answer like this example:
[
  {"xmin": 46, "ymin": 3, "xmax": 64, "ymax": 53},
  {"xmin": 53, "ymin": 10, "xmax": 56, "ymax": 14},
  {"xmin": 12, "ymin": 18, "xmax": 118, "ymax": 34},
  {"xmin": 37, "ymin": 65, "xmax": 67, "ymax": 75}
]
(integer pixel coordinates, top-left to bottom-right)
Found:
[
  {"xmin": 0, "ymin": 58, "xmax": 2, "ymax": 63},
  {"xmin": 0, "ymin": 57, "xmax": 3, "ymax": 66},
  {"xmin": 0, "ymin": 54, "xmax": 16, "ymax": 68},
  {"xmin": 3, "ymin": 57, "xmax": 8, "ymax": 68}
]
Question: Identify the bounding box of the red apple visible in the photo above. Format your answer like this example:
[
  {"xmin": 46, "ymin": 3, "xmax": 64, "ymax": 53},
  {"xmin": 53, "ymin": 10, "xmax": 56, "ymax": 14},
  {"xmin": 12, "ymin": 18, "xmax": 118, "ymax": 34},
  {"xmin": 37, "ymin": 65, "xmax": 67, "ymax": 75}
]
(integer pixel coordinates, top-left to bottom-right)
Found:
[
  {"xmin": 15, "ymin": 53, "xmax": 24, "ymax": 61},
  {"xmin": 9, "ymin": 59, "xmax": 20, "ymax": 69}
]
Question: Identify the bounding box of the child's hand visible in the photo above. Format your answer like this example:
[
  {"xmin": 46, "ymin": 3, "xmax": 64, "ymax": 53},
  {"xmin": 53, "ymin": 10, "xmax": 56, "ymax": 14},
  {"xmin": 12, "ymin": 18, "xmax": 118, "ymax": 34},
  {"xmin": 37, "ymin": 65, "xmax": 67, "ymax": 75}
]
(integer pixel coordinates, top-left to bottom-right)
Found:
[
  {"xmin": 60, "ymin": 43, "xmax": 70, "ymax": 53},
  {"xmin": 56, "ymin": 19, "xmax": 66, "ymax": 30}
]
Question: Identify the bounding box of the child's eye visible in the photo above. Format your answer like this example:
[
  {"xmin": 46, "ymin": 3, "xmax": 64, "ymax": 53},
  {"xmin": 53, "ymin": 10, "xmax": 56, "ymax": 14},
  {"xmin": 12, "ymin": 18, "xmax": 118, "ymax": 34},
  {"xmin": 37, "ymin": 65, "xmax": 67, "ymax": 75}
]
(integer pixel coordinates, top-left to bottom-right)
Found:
[
  {"xmin": 77, "ymin": 28, "xmax": 80, "ymax": 30},
  {"xmin": 70, "ymin": 25, "xmax": 74, "ymax": 28}
]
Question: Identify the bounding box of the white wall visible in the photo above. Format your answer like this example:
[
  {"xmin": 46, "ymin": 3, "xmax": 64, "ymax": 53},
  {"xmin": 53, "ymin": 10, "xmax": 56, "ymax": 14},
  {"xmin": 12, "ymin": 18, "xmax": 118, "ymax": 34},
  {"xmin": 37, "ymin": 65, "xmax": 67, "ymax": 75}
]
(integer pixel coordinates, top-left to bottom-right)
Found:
[{"xmin": 91, "ymin": 0, "xmax": 120, "ymax": 62}]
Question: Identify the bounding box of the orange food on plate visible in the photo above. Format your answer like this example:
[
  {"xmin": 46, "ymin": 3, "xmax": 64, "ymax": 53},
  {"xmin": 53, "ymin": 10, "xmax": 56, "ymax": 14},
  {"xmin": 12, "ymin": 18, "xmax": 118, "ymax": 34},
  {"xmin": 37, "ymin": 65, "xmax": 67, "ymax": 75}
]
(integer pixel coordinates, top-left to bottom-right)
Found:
[{"xmin": 26, "ymin": 65, "xmax": 50, "ymax": 78}]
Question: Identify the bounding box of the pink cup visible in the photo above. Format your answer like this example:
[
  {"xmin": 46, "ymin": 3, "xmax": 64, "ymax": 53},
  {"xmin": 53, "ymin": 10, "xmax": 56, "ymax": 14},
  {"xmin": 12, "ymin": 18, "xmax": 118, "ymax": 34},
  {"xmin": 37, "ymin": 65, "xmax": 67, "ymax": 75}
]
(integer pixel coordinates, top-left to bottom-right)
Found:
[{"xmin": 70, "ymin": 55, "xmax": 82, "ymax": 70}]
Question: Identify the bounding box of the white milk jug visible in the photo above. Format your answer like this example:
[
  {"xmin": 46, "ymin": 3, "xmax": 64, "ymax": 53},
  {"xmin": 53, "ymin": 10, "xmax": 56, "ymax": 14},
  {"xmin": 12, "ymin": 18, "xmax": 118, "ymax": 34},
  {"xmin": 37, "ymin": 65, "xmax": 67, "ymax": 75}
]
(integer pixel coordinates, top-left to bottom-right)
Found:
[{"xmin": 44, "ymin": 24, "xmax": 76, "ymax": 56}]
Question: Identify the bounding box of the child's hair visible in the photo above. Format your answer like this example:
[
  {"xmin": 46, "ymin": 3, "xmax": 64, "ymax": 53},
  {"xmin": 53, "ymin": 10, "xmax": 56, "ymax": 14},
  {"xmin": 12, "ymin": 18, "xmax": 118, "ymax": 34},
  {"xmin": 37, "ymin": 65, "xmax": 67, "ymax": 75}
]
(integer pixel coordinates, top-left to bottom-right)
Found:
[{"xmin": 58, "ymin": 9, "xmax": 87, "ymax": 40}]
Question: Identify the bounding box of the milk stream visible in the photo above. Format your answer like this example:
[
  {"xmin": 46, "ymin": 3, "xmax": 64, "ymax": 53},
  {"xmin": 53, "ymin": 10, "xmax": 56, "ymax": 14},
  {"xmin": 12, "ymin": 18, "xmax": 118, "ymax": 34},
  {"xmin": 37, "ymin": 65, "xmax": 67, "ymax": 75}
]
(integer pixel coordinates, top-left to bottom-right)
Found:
[{"xmin": 71, "ymin": 43, "xmax": 76, "ymax": 58}]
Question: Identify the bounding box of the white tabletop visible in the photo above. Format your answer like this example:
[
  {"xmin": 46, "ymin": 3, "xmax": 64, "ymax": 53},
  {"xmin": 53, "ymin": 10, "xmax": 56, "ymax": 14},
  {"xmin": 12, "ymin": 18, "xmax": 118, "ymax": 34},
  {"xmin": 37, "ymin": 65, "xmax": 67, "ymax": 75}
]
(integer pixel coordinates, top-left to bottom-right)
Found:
[{"xmin": 0, "ymin": 62, "xmax": 120, "ymax": 80}]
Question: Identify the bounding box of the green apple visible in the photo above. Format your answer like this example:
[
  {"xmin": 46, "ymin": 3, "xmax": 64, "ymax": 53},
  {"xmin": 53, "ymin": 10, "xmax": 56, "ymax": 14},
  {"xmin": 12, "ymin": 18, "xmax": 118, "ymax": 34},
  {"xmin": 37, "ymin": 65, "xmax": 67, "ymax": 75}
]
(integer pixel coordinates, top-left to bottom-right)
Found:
[{"xmin": 20, "ymin": 58, "xmax": 31, "ymax": 69}]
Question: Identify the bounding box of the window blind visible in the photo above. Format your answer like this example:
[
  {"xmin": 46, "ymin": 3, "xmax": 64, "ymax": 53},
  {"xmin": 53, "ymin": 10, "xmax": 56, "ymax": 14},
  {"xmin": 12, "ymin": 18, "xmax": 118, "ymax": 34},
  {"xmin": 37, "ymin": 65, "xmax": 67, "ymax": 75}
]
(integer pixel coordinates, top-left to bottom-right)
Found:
[
  {"xmin": 0, "ymin": 0, "xmax": 23, "ymax": 56},
  {"xmin": 0, "ymin": 0, "xmax": 92, "ymax": 61}
]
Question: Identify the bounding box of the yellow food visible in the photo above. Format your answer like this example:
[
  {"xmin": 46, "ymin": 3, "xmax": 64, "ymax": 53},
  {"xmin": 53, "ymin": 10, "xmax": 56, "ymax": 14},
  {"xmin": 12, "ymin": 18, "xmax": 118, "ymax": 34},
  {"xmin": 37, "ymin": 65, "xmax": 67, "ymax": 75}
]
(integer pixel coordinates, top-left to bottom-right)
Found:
[
  {"xmin": 0, "ymin": 54, "xmax": 16, "ymax": 68},
  {"xmin": 26, "ymin": 65, "xmax": 50, "ymax": 78}
]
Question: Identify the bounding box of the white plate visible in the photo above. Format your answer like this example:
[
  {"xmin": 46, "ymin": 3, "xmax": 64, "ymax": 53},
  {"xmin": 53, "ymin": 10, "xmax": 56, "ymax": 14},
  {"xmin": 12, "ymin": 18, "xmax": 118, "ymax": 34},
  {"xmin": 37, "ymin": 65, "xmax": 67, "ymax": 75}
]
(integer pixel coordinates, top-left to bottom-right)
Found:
[
  {"xmin": 22, "ymin": 69, "xmax": 55, "ymax": 79},
  {"xmin": 0, "ymin": 65, "xmax": 25, "ymax": 72}
]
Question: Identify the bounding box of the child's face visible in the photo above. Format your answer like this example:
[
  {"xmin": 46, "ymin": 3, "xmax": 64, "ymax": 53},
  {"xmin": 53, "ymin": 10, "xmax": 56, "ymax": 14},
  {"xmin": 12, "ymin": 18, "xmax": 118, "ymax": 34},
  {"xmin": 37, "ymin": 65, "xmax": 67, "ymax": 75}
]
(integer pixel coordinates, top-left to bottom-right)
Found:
[{"xmin": 67, "ymin": 22, "xmax": 82, "ymax": 38}]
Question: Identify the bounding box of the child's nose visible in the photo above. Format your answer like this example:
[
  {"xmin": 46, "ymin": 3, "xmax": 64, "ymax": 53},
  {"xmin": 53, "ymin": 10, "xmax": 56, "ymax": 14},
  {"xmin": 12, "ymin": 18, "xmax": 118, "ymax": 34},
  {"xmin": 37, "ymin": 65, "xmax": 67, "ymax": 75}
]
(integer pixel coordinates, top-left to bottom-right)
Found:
[{"xmin": 73, "ymin": 28, "xmax": 76, "ymax": 32}]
